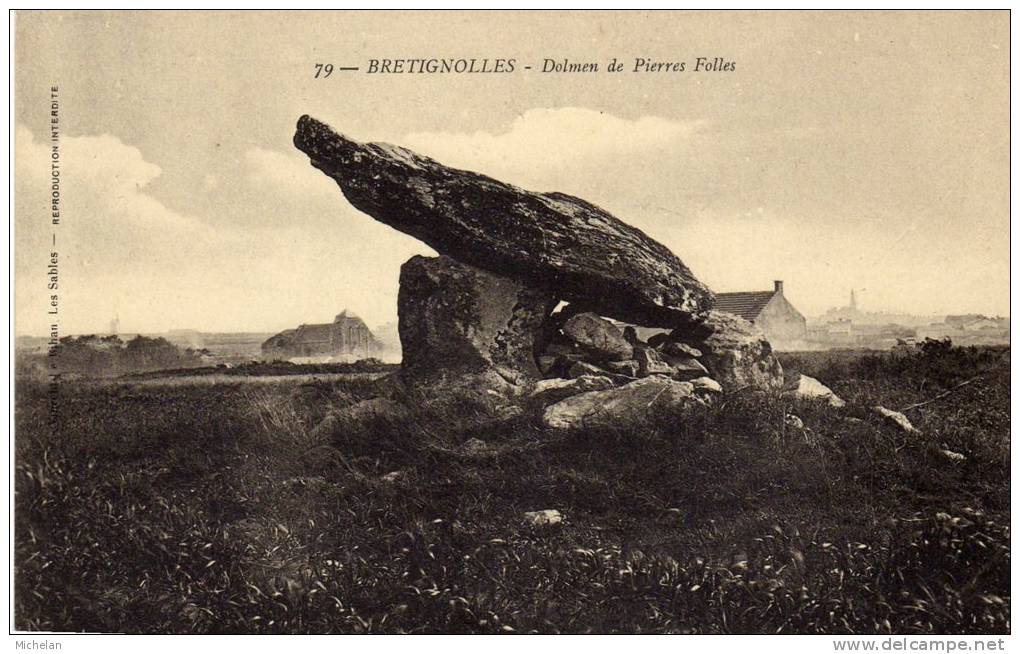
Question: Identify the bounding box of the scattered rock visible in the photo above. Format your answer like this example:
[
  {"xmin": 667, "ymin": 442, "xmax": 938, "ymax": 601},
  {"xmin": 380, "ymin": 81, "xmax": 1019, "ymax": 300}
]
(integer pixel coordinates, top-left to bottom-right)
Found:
[
  {"xmin": 536, "ymin": 355, "xmax": 559, "ymax": 376},
  {"xmin": 605, "ymin": 359, "xmax": 640, "ymax": 377},
  {"xmin": 543, "ymin": 341, "xmax": 582, "ymax": 358},
  {"xmin": 494, "ymin": 404, "xmax": 526, "ymax": 422},
  {"xmin": 785, "ymin": 374, "xmax": 846, "ymax": 408},
  {"xmin": 313, "ymin": 397, "xmax": 411, "ymax": 443},
  {"xmin": 661, "ymin": 341, "xmax": 702, "ymax": 358},
  {"xmin": 523, "ymin": 509, "xmax": 563, "ymax": 527},
  {"xmin": 672, "ymin": 311, "xmax": 783, "ymax": 392},
  {"xmin": 690, "ymin": 376, "xmax": 723, "ymax": 395},
  {"xmin": 542, "ymin": 376, "xmax": 700, "ymax": 430},
  {"xmin": 873, "ymin": 406, "xmax": 919, "ymax": 433},
  {"xmin": 529, "ymin": 375, "xmax": 616, "ymax": 405},
  {"xmin": 645, "ymin": 332, "xmax": 671, "ymax": 349},
  {"xmin": 561, "ymin": 313, "xmax": 634, "ymax": 361},
  {"xmin": 785, "ymin": 414, "xmax": 805, "ymax": 430},
  {"xmin": 940, "ymin": 449, "xmax": 966, "ymax": 463},
  {"xmin": 567, "ymin": 361, "xmax": 634, "ymax": 385},
  {"xmin": 398, "ymin": 254, "xmax": 555, "ymax": 400},
  {"xmin": 567, "ymin": 360, "xmax": 610, "ymax": 379},
  {"xmin": 663, "ymin": 354, "xmax": 709, "ymax": 381},
  {"xmin": 283, "ymin": 476, "xmax": 334, "ymax": 493},
  {"xmin": 379, "ymin": 471, "xmax": 404, "ymax": 483},
  {"xmin": 634, "ymin": 347, "xmax": 674, "ymax": 377},
  {"xmin": 544, "ymin": 302, "xmax": 590, "ymax": 330},
  {"xmin": 294, "ymin": 115, "xmax": 714, "ymax": 327},
  {"xmin": 461, "ymin": 438, "xmax": 490, "ymax": 454},
  {"xmin": 622, "ymin": 326, "xmax": 639, "ymax": 346}
]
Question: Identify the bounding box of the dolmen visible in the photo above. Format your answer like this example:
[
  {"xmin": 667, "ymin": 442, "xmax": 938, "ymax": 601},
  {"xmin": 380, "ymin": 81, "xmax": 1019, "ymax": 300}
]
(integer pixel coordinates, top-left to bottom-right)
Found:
[{"xmin": 294, "ymin": 115, "xmax": 783, "ymax": 431}]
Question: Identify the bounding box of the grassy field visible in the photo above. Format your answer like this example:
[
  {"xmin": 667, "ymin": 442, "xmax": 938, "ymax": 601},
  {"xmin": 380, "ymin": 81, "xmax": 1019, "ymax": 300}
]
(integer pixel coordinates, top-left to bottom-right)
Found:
[{"xmin": 14, "ymin": 346, "xmax": 1009, "ymax": 634}]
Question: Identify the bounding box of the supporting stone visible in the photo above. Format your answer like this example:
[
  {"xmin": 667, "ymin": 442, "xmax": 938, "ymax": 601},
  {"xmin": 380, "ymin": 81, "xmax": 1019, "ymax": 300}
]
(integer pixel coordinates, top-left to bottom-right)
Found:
[
  {"xmin": 398, "ymin": 254, "xmax": 556, "ymax": 405},
  {"xmin": 670, "ymin": 311, "xmax": 784, "ymax": 392}
]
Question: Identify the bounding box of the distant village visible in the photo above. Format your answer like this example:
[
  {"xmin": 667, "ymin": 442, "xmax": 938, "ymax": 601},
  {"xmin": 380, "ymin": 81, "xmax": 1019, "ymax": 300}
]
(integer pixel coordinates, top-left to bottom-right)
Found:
[
  {"xmin": 714, "ymin": 282, "xmax": 1010, "ymax": 352},
  {"xmin": 15, "ymin": 282, "xmax": 1010, "ymax": 372}
]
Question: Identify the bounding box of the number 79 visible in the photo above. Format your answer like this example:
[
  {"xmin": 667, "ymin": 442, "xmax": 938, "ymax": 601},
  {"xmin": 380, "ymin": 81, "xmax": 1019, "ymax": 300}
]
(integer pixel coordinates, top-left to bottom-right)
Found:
[{"xmin": 314, "ymin": 63, "xmax": 334, "ymax": 78}]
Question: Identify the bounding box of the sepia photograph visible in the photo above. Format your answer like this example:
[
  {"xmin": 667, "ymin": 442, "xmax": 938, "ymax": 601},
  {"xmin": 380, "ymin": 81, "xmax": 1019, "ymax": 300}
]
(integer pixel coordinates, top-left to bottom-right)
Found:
[{"xmin": 9, "ymin": 9, "xmax": 1011, "ymax": 642}]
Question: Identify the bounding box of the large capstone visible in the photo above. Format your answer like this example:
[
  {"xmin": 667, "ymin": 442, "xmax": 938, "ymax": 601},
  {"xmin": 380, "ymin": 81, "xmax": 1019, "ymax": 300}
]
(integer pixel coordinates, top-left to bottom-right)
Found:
[
  {"xmin": 295, "ymin": 115, "xmax": 714, "ymax": 327},
  {"xmin": 398, "ymin": 254, "xmax": 555, "ymax": 399}
]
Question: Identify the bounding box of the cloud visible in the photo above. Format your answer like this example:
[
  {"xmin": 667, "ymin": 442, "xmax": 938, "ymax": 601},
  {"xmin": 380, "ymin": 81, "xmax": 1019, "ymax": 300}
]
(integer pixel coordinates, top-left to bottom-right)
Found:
[
  {"xmin": 14, "ymin": 126, "xmax": 237, "ymax": 335},
  {"xmin": 245, "ymin": 146, "xmax": 342, "ymax": 198},
  {"xmin": 15, "ymin": 126, "xmax": 431, "ymax": 335},
  {"xmin": 16, "ymin": 125, "xmax": 218, "ymax": 258},
  {"xmin": 243, "ymin": 108, "xmax": 706, "ymax": 197},
  {"xmin": 240, "ymin": 144, "xmax": 436, "ymax": 329},
  {"xmin": 620, "ymin": 202, "xmax": 1010, "ymax": 318},
  {"xmin": 401, "ymin": 107, "xmax": 706, "ymax": 188}
]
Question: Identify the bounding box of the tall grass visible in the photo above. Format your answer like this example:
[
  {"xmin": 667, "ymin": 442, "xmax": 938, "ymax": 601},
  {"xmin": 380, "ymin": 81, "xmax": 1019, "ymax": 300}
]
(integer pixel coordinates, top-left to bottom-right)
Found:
[{"xmin": 13, "ymin": 347, "xmax": 1010, "ymax": 633}]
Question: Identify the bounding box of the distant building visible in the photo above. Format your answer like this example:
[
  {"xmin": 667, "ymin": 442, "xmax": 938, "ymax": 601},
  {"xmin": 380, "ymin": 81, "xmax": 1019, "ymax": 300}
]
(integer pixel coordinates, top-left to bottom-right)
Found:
[
  {"xmin": 944, "ymin": 314, "xmax": 987, "ymax": 329},
  {"xmin": 714, "ymin": 280, "xmax": 807, "ymax": 347},
  {"xmin": 807, "ymin": 318, "xmax": 856, "ymax": 346},
  {"xmin": 917, "ymin": 314, "xmax": 1009, "ymax": 346},
  {"xmin": 820, "ymin": 289, "xmax": 863, "ymax": 324},
  {"xmin": 820, "ymin": 289, "xmax": 940, "ymax": 329},
  {"xmin": 261, "ymin": 310, "xmax": 381, "ymax": 362},
  {"xmin": 944, "ymin": 314, "xmax": 1008, "ymax": 331}
]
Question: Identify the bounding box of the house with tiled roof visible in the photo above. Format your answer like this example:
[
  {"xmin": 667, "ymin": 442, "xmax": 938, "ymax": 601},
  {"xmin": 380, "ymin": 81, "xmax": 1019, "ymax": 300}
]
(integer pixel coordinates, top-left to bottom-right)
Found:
[
  {"xmin": 261, "ymin": 310, "xmax": 382, "ymax": 362},
  {"xmin": 714, "ymin": 281, "xmax": 807, "ymax": 348}
]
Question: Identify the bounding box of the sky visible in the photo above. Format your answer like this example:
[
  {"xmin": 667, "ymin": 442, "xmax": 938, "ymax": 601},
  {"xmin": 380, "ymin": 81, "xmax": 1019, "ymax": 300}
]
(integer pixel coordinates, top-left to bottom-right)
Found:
[{"xmin": 14, "ymin": 10, "xmax": 1010, "ymax": 335}]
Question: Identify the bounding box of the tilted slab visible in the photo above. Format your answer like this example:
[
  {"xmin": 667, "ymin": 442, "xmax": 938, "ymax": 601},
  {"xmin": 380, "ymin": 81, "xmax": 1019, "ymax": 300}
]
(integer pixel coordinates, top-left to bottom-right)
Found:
[{"xmin": 294, "ymin": 115, "xmax": 714, "ymax": 327}]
